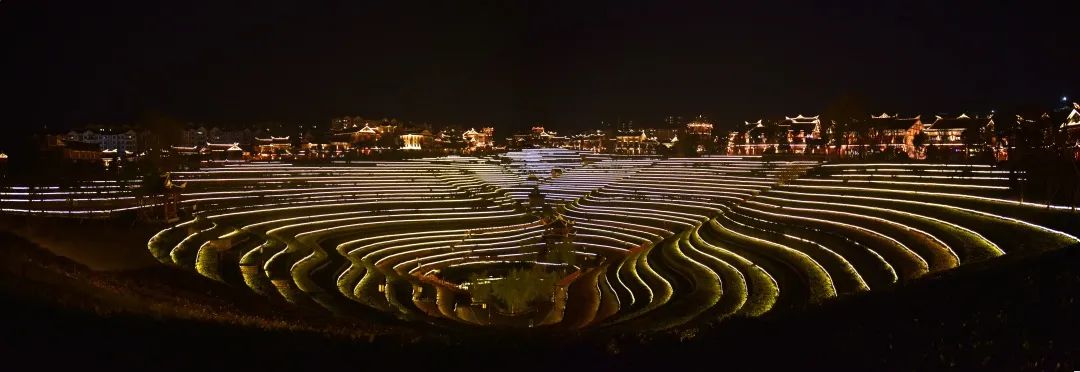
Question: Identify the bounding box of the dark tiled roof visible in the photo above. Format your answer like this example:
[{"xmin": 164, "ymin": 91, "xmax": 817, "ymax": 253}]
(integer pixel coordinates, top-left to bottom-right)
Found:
[
  {"xmin": 862, "ymin": 117, "xmax": 920, "ymax": 130},
  {"xmin": 928, "ymin": 117, "xmax": 991, "ymax": 130},
  {"xmin": 883, "ymin": 118, "xmax": 920, "ymax": 130},
  {"xmin": 788, "ymin": 122, "xmax": 817, "ymax": 132},
  {"xmin": 61, "ymin": 140, "xmax": 101, "ymax": 152},
  {"xmin": 781, "ymin": 116, "xmax": 819, "ymax": 126}
]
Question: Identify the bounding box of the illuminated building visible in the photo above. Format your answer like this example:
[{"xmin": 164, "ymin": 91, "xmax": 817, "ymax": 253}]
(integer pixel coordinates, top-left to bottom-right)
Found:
[
  {"xmin": 329, "ymin": 123, "xmax": 380, "ymax": 154},
  {"xmin": 299, "ymin": 142, "xmax": 331, "ymax": 159},
  {"xmin": 510, "ymin": 125, "xmax": 569, "ymax": 148},
  {"xmin": 65, "ymin": 128, "xmax": 139, "ymax": 154},
  {"xmin": 1061, "ymin": 103, "xmax": 1080, "ymax": 160},
  {"xmin": 65, "ymin": 129, "xmax": 100, "ymax": 145},
  {"xmin": 356, "ymin": 123, "xmax": 379, "ymax": 139},
  {"xmin": 434, "ymin": 127, "xmax": 465, "ymax": 153},
  {"xmin": 101, "ymin": 130, "xmax": 138, "ymax": 154},
  {"xmin": 645, "ymin": 127, "xmax": 679, "ymax": 145},
  {"xmin": 922, "ymin": 114, "xmax": 996, "ymax": 160},
  {"xmin": 462, "ymin": 127, "xmax": 494, "ymax": 151},
  {"xmin": 178, "ymin": 126, "xmax": 255, "ymax": 151},
  {"xmin": 685, "ymin": 116, "xmax": 716, "ymax": 154},
  {"xmin": 780, "ymin": 114, "xmax": 822, "ymax": 154},
  {"xmin": 45, "ymin": 135, "xmax": 101, "ymax": 161},
  {"xmin": 729, "ymin": 115, "xmax": 821, "ymax": 155},
  {"xmin": 254, "ymin": 136, "xmax": 293, "ymax": 159},
  {"xmin": 614, "ymin": 131, "xmax": 660, "ymax": 154},
  {"xmin": 328, "ymin": 117, "xmax": 405, "ymax": 155},
  {"xmin": 330, "ymin": 116, "xmax": 365, "ymax": 131},
  {"xmin": 923, "ymin": 114, "xmax": 990, "ymax": 146},
  {"xmin": 855, "ymin": 113, "xmax": 924, "ymax": 158},
  {"xmin": 685, "ymin": 117, "xmax": 714, "ymax": 137},
  {"xmin": 567, "ymin": 130, "xmax": 611, "ymax": 153},
  {"xmin": 203, "ymin": 143, "xmax": 245, "ymax": 160},
  {"xmin": 728, "ymin": 120, "xmax": 768, "ymax": 155},
  {"xmin": 400, "ymin": 129, "xmax": 433, "ymax": 150},
  {"xmin": 208, "ymin": 127, "xmax": 255, "ymax": 148},
  {"xmin": 169, "ymin": 145, "xmax": 200, "ymax": 156}
]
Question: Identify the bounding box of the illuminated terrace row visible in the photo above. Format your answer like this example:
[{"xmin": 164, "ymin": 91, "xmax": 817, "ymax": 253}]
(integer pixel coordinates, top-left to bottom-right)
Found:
[
  {"xmin": 0, "ymin": 180, "xmax": 146, "ymax": 216},
  {"xmin": 145, "ymin": 159, "xmax": 1080, "ymax": 332},
  {"xmin": 149, "ymin": 161, "xmax": 562, "ymax": 326},
  {"xmin": 549, "ymin": 158, "xmax": 1079, "ymax": 331}
]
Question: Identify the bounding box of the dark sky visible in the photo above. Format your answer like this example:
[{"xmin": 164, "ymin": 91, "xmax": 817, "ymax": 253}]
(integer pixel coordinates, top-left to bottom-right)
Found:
[{"xmin": 1, "ymin": 0, "xmax": 1077, "ymax": 135}]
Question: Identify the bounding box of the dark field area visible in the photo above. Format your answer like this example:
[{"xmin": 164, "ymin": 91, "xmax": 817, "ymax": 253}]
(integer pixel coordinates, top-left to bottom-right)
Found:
[{"xmin": 2, "ymin": 225, "xmax": 1079, "ymax": 371}]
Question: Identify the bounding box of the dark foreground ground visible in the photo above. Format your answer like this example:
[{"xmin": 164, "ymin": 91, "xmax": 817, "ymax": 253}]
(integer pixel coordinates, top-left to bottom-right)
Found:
[{"xmin": 1, "ymin": 225, "xmax": 1079, "ymax": 371}]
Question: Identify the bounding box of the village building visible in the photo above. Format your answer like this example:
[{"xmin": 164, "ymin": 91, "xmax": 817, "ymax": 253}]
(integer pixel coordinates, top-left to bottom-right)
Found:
[
  {"xmin": 728, "ymin": 115, "xmax": 821, "ymax": 155},
  {"xmin": 462, "ymin": 127, "xmax": 495, "ymax": 152},
  {"xmin": 254, "ymin": 136, "xmax": 294, "ymax": 159},
  {"xmin": 202, "ymin": 143, "xmax": 245, "ymax": 161},
  {"xmin": 1061, "ymin": 103, "xmax": 1080, "ymax": 160},
  {"xmin": 845, "ymin": 113, "xmax": 924, "ymax": 158},
  {"xmin": 400, "ymin": 129, "xmax": 434, "ymax": 150}
]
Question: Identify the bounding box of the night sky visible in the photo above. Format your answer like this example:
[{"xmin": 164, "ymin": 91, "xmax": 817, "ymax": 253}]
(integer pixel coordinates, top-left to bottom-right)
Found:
[{"xmin": 1, "ymin": 0, "xmax": 1077, "ymax": 136}]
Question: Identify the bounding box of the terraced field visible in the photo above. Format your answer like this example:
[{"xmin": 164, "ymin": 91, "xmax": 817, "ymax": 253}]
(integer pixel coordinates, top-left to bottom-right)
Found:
[
  {"xmin": 0, "ymin": 180, "xmax": 147, "ymax": 217},
  {"xmin": 147, "ymin": 157, "xmax": 1080, "ymax": 332}
]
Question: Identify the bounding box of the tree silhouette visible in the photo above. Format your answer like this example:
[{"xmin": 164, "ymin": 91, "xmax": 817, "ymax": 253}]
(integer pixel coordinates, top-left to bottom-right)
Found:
[
  {"xmin": 820, "ymin": 94, "xmax": 866, "ymax": 158},
  {"xmin": 544, "ymin": 241, "xmax": 578, "ymax": 266},
  {"xmin": 528, "ymin": 186, "xmax": 544, "ymax": 209},
  {"xmin": 913, "ymin": 131, "xmax": 929, "ymax": 159},
  {"xmin": 478, "ymin": 266, "xmax": 561, "ymax": 314}
]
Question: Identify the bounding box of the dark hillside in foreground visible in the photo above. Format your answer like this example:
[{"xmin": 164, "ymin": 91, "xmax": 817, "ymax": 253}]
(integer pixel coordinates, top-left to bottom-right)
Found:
[
  {"xmin": 0, "ymin": 230, "xmax": 424, "ymax": 341},
  {"xmin": 1, "ymin": 226, "xmax": 1078, "ymax": 371}
]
